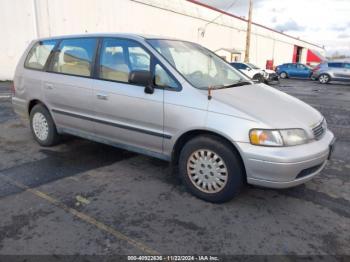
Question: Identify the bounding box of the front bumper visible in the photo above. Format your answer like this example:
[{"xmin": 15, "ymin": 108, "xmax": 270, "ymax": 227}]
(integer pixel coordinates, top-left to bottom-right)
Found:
[
  {"xmin": 237, "ymin": 130, "xmax": 335, "ymax": 188},
  {"xmin": 266, "ymin": 73, "xmax": 279, "ymax": 82}
]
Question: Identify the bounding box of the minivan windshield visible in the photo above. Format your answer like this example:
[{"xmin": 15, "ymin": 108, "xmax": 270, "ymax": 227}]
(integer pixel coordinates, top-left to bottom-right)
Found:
[{"xmin": 147, "ymin": 39, "xmax": 249, "ymax": 89}]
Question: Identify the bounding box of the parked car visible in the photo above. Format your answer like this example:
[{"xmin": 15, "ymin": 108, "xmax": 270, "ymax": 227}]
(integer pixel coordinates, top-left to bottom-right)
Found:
[
  {"xmin": 246, "ymin": 63, "xmax": 279, "ymax": 83},
  {"xmin": 311, "ymin": 62, "xmax": 350, "ymax": 84},
  {"xmin": 230, "ymin": 62, "xmax": 265, "ymax": 82},
  {"xmin": 12, "ymin": 34, "xmax": 335, "ymax": 203},
  {"xmin": 276, "ymin": 63, "xmax": 312, "ymax": 79}
]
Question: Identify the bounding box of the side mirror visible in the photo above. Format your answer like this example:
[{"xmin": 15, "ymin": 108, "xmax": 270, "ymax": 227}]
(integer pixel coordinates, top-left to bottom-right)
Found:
[
  {"xmin": 246, "ymin": 67, "xmax": 251, "ymax": 71},
  {"xmin": 129, "ymin": 70, "xmax": 154, "ymax": 94}
]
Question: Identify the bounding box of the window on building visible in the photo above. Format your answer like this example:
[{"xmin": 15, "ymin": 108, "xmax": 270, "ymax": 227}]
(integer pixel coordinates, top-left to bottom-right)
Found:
[
  {"xmin": 99, "ymin": 39, "xmax": 151, "ymax": 82},
  {"xmin": 154, "ymin": 64, "xmax": 178, "ymax": 88},
  {"xmin": 51, "ymin": 38, "xmax": 97, "ymax": 77},
  {"xmin": 24, "ymin": 40, "xmax": 57, "ymax": 70}
]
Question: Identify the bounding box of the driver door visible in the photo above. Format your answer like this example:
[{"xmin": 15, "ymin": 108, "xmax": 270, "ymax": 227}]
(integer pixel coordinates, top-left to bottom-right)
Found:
[{"xmin": 92, "ymin": 38, "xmax": 164, "ymax": 154}]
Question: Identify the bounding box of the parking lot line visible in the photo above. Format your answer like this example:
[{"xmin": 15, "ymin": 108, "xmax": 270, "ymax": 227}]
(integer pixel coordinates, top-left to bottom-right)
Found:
[{"xmin": 0, "ymin": 172, "xmax": 159, "ymax": 255}]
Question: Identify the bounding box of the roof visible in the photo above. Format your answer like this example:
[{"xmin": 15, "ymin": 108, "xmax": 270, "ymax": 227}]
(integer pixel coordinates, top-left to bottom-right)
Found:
[
  {"xmin": 187, "ymin": 0, "xmax": 323, "ymax": 49},
  {"xmin": 36, "ymin": 33, "xmax": 180, "ymax": 41}
]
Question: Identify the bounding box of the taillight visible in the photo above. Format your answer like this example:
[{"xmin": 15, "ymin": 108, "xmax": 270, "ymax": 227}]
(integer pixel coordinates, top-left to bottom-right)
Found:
[{"xmin": 312, "ymin": 65, "xmax": 320, "ymax": 72}]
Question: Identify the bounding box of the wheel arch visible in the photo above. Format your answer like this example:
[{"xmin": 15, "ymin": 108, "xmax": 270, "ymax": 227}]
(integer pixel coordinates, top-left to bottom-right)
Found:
[
  {"xmin": 318, "ymin": 73, "xmax": 331, "ymax": 81},
  {"xmin": 28, "ymin": 99, "xmax": 47, "ymax": 116},
  {"xmin": 171, "ymin": 129, "xmax": 247, "ymax": 180},
  {"xmin": 280, "ymin": 71, "xmax": 288, "ymax": 77}
]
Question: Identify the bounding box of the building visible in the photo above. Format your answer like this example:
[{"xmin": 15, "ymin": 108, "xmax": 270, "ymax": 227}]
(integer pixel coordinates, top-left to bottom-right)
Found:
[{"xmin": 0, "ymin": 0, "xmax": 325, "ymax": 80}]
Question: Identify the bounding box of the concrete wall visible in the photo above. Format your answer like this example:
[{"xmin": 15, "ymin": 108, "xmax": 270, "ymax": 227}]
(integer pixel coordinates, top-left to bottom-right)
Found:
[{"xmin": 0, "ymin": 0, "xmax": 325, "ymax": 80}]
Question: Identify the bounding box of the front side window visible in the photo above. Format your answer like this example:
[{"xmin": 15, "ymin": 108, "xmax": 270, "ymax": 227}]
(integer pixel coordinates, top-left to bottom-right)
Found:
[
  {"xmin": 148, "ymin": 40, "xmax": 243, "ymax": 89},
  {"xmin": 344, "ymin": 63, "xmax": 350, "ymax": 69},
  {"xmin": 51, "ymin": 38, "xmax": 97, "ymax": 77},
  {"xmin": 25, "ymin": 40, "xmax": 57, "ymax": 70},
  {"xmin": 154, "ymin": 64, "xmax": 178, "ymax": 88},
  {"xmin": 99, "ymin": 39, "xmax": 150, "ymax": 83}
]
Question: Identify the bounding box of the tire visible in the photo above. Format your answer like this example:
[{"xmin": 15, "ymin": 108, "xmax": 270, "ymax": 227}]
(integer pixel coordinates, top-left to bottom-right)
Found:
[
  {"xmin": 318, "ymin": 74, "xmax": 330, "ymax": 84},
  {"xmin": 29, "ymin": 104, "xmax": 60, "ymax": 146},
  {"xmin": 179, "ymin": 135, "xmax": 245, "ymax": 203},
  {"xmin": 280, "ymin": 72, "xmax": 288, "ymax": 79},
  {"xmin": 253, "ymin": 74, "xmax": 264, "ymax": 83}
]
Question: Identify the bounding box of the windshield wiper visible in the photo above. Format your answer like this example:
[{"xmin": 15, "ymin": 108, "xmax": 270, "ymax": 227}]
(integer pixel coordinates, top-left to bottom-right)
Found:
[{"xmin": 221, "ymin": 80, "xmax": 253, "ymax": 88}]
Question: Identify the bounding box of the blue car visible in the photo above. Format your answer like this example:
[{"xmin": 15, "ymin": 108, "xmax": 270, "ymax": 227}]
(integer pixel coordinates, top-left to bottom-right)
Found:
[{"xmin": 276, "ymin": 63, "xmax": 312, "ymax": 79}]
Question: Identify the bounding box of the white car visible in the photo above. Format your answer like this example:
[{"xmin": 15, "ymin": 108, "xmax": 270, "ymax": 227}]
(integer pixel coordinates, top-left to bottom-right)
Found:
[{"xmin": 230, "ymin": 62, "xmax": 279, "ymax": 83}]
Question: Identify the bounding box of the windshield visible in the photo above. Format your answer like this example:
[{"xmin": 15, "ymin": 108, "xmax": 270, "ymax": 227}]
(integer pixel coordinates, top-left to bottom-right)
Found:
[
  {"xmin": 247, "ymin": 63, "xmax": 260, "ymax": 70},
  {"xmin": 147, "ymin": 39, "xmax": 247, "ymax": 89}
]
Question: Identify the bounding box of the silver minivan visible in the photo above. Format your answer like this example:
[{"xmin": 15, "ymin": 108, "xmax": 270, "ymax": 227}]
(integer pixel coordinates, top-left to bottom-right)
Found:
[{"xmin": 12, "ymin": 34, "xmax": 335, "ymax": 202}]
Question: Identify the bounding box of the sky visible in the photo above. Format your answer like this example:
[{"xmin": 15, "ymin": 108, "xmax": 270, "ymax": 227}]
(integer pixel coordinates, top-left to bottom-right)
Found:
[{"xmin": 197, "ymin": 0, "xmax": 350, "ymax": 56}]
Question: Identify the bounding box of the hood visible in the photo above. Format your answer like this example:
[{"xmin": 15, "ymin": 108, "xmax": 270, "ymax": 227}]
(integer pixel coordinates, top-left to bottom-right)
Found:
[
  {"xmin": 263, "ymin": 69, "xmax": 276, "ymax": 74},
  {"xmin": 208, "ymin": 84, "xmax": 322, "ymax": 129}
]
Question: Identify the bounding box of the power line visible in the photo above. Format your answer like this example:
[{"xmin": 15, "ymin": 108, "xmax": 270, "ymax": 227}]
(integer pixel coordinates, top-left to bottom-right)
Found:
[{"xmin": 198, "ymin": 0, "xmax": 237, "ymax": 37}]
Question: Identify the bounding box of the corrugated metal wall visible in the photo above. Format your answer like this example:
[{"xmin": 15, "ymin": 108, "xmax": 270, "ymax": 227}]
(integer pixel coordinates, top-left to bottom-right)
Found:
[{"xmin": 0, "ymin": 0, "xmax": 325, "ymax": 80}]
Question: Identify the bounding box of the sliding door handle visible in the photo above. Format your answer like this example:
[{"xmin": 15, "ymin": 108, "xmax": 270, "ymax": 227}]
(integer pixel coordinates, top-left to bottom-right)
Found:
[{"xmin": 96, "ymin": 93, "xmax": 108, "ymax": 100}]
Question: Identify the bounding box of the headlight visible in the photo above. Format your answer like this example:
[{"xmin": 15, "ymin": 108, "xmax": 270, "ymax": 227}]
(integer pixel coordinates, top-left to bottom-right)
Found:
[
  {"xmin": 249, "ymin": 130, "xmax": 283, "ymax": 146},
  {"xmin": 250, "ymin": 129, "xmax": 309, "ymax": 147}
]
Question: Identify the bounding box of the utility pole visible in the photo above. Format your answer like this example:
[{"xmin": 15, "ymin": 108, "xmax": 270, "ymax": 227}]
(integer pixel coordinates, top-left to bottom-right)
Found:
[{"xmin": 244, "ymin": 0, "xmax": 253, "ymax": 62}]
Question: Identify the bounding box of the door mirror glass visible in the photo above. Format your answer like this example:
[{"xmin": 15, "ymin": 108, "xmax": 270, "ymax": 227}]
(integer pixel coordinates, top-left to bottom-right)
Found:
[{"xmin": 129, "ymin": 70, "xmax": 154, "ymax": 93}]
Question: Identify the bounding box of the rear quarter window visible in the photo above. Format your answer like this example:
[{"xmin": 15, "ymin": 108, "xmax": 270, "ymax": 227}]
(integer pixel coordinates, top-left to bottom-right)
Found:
[{"xmin": 24, "ymin": 40, "xmax": 57, "ymax": 70}]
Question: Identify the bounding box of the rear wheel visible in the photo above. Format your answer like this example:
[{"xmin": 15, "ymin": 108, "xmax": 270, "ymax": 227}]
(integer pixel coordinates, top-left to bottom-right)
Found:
[
  {"xmin": 280, "ymin": 72, "xmax": 288, "ymax": 79},
  {"xmin": 318, "ymin": 74, "xmax": 330, "ymax": 84},
  {"xmin": 30, "ymin": 104, "xmax": 60, "ymax": 146},
  {"xmin": 179, "ymin": 136, "xmax": 245, "ymax": 203}
]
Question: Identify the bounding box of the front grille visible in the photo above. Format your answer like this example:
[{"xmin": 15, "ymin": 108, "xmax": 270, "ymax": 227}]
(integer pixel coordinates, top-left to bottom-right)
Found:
[{"xmin": 312, "ymin": 120, "xmax": 325, "ymax": 140}]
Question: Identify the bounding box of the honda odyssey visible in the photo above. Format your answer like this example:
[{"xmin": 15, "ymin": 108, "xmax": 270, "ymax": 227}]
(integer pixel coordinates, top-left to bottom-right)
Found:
[{"xmin": 12, "ymin": 34, "xmax": 335, "ymax": 202}]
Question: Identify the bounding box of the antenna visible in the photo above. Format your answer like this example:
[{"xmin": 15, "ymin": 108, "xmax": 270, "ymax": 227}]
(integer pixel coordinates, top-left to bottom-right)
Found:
[{"xmin": 208, "ymin": 86, "xmax": 212, "ymax": 100}]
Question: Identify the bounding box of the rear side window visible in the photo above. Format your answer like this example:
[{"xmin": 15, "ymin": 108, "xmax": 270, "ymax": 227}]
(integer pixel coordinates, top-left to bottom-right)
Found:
[
  {"xmin": 344, "ymin": 63, "xmax": 350, "ymax": 69},
  {"xmin": 24, "ymin": 40, "xmax": 57, "ymax": 70},
  {"xmin": 51, "ymin": 38, "xmax": 97, "ymax": 77},
  {"xmin": 328, "ymin": 63, "xmax": 343, "ymax": 68}
]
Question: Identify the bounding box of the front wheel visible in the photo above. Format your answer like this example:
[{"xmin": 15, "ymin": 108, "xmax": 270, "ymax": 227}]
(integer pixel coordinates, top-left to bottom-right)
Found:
[
  {"xmin": 30, "ymin": 104, "xmax": 61, "ymax": 146},
  {"xmin": 179, "ymin": 136, "xmax": 245, "ymax": 203},
  {"xmin": 280, "ymin": 72, "xmax": 288, "ymax": 79},
  {"xmin": 318, "ymin": 74, "xmax": 330, "ymax": 84},
  {"xmin": 252, "ymin": 74, "xmax": 265, "ymax": 83}
]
